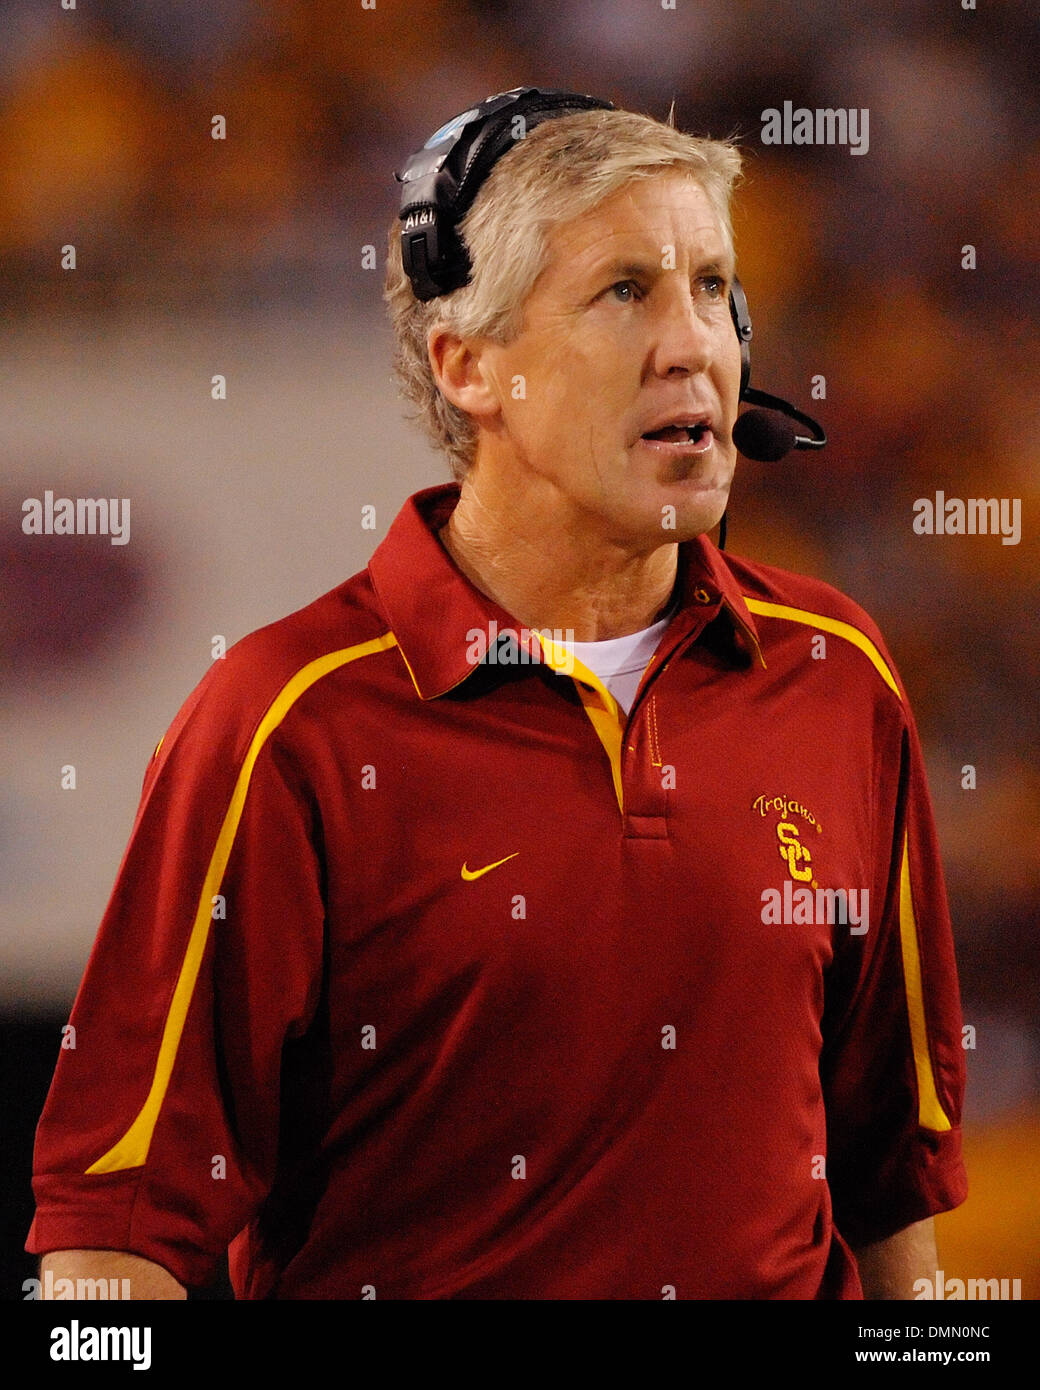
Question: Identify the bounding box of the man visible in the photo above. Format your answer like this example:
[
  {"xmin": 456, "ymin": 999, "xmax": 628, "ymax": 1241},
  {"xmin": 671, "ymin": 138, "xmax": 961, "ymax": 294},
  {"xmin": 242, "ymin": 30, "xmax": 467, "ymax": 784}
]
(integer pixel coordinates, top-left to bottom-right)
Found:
[{"xmin": 28, "ymin": 92, "xmax": 966, "ymax": 1299}]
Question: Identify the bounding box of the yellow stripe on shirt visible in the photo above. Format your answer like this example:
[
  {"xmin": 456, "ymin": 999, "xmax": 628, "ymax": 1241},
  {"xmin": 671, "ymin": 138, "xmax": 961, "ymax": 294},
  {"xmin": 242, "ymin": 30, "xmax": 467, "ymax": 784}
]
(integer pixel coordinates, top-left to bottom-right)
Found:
[
  {"xmin": 535, "ymin": 632, "xmax": 625, "ymax": 815},
  {"xmin": 742, "ymin": 598, "xmax": 901, "ymax": 698},
  {"xmin": 898, "ymin": 829, "xmax": 952, "ymax": 1131},
  {"xmin": 87, "ymin": 630, "xmax": 398, "ymax": 1174}
]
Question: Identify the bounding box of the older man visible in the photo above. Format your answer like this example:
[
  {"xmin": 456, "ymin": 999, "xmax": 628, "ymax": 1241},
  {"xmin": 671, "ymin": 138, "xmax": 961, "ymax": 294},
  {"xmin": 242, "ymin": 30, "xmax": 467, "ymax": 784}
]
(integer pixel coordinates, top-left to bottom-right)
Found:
[{"xmin": 28, "ymin": 91, "xmax": 966, "ymax": 1300}]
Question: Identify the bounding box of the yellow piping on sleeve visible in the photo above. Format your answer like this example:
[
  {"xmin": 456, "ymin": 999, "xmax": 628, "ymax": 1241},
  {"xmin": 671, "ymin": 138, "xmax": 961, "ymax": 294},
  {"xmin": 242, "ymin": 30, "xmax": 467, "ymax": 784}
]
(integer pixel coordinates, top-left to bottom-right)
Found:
[
  {"xmin": 898, "ymin": 829, "xmax": 952, "ymax": 1131},
  {"xmin": 86, "ymin": 629, "xmax": 399, "ymax": 1174}
]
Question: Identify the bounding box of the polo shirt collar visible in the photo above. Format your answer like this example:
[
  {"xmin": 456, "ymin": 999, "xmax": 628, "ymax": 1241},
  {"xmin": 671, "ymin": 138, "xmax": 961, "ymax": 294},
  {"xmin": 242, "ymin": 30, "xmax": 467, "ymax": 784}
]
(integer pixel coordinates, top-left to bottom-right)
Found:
[
  {"xmin": 368, "ymin": 483, "xmax": 763, "ymax": 700},
  {"xmin": 672, "ymin": 529, "xmax": 766, "ymax": 669}
]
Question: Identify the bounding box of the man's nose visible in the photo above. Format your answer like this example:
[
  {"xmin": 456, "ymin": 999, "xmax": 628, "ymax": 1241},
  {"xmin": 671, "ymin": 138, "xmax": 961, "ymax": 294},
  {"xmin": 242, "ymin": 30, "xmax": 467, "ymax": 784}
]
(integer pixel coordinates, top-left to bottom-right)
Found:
[{"xmin": 650, "ymin": 285, "xmax": 715, "ymax": 376}]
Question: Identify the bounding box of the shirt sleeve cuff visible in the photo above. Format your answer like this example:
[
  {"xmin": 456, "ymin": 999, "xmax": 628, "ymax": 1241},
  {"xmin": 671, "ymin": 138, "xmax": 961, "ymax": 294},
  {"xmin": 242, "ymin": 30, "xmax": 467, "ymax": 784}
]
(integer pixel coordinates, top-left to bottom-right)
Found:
[
  {"xmin": 831, "ymin": 1126, "xmax": 968, "ymax": 1249},
  {"xmin": 26, "ymin": 1171, "xmax": 227, "ymax": 1291}
]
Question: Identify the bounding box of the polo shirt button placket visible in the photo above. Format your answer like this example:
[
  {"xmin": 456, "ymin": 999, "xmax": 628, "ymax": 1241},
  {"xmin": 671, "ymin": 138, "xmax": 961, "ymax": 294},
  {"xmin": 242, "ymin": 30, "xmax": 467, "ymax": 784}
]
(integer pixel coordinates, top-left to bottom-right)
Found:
[
  {"xmin": 621, "ymin": 692, "xmax": 670, "ymax": 841},
  {"xmin": 619, "ymin": 668, "xmax": 674, "ymax": 843},
  {"xmin": 620, "ymin": 587, "xmax": 719, "ymax": 840}
]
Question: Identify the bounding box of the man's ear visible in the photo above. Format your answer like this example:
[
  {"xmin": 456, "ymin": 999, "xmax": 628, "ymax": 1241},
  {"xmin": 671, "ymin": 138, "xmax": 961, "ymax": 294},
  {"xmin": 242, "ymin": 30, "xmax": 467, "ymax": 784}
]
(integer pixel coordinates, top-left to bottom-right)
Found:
[{"xmin": 427, "ymin": 327, "xmax": 501, "ymax": 424}]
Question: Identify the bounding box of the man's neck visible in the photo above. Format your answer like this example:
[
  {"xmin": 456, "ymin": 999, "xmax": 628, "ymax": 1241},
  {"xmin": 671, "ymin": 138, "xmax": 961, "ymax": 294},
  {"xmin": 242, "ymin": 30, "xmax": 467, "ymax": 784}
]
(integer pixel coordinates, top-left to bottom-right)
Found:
[{"xmin": 437, "ymin": 471, "xmax": 680, "ymax": 643}]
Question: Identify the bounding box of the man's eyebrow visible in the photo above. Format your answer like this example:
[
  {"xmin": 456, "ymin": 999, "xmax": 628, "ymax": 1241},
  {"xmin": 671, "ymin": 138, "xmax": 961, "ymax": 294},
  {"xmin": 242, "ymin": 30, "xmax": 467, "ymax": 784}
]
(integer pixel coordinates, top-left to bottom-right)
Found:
[
  {"xmin": 593, "ymin": 258, "xmax": 660, "ymax": 281},
  {"xmin": 590, "ymin": 256, "xmax": 735, "ymax": 283},
  {"xmin": 696, "ymin": 258, "xmax": 735, "ymax": 279}
]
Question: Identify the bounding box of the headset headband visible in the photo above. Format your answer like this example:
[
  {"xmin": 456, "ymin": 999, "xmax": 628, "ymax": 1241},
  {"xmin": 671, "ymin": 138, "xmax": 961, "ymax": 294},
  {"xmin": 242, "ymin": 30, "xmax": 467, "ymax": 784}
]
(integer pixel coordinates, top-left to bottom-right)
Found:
[{"xmin": 395, "ymin": 87, "xmax": 615, "ymax": 302}]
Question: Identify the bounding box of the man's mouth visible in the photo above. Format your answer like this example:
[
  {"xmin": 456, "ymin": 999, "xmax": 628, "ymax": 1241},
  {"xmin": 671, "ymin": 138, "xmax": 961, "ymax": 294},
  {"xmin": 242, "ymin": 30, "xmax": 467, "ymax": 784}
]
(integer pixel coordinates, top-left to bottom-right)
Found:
[
  {"xmin": 639, "ymin": 418, "xmax": 714, "ymax": 454},
  {"xmin": 641, "ymin": 422, "xmax": 712, "ymax": 445}
]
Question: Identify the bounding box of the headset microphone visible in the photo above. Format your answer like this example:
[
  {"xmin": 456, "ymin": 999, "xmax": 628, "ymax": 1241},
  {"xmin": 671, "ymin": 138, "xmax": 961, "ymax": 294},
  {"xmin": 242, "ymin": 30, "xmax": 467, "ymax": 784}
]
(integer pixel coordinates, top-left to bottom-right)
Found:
[
  {"xmin": 395, "ymin": 87, "xmax": 827, "ymax": 550},
  {"xmin": 732, "ymin": 409, "xmax": 796, "ymax": 463},
  {"xmin": 726, "ymin": 280, "xmax": 826, "ymax": 463},
  {"xmin": 732, "ymin": 388, "xmax": 827, "ymax": 462},
  {"xmin": 723, "ymin": 282, "xmax": 825, "ymax": 548}
]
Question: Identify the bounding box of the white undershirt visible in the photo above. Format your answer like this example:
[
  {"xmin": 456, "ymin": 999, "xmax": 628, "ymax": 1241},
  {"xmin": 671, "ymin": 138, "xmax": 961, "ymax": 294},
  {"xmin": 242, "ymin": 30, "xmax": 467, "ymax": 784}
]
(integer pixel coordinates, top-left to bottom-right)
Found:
[{"xmin": 563, "ymin": 606, "xmax": 677, "ymax": 714}]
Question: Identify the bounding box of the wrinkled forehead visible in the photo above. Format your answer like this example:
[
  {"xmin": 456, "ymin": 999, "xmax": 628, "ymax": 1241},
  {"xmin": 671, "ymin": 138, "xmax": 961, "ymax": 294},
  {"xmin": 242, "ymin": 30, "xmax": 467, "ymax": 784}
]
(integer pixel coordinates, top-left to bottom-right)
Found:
[{"xmin": 540, "ymin": 172, "xmax": 733, "ymax": 281}]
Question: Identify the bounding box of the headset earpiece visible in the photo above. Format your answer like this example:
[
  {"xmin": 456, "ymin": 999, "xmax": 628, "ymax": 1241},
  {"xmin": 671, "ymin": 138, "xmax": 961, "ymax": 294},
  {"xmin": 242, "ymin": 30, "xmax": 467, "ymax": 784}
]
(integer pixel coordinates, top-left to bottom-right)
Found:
[
  {"xmin": 396, "ymin": 87, "xmax": 615, "ymax": 302},
  {"xmin": 728, "ymin": 277, "xmax": 754, "ymax": 399}
]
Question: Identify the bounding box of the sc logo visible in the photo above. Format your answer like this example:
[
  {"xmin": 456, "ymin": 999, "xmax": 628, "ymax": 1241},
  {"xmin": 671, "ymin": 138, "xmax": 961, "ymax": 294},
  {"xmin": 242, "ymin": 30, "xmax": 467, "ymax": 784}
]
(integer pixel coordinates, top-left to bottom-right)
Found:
[{"xmin": 776, "ymin": 821, "xmax": 814, "ymax": 883}]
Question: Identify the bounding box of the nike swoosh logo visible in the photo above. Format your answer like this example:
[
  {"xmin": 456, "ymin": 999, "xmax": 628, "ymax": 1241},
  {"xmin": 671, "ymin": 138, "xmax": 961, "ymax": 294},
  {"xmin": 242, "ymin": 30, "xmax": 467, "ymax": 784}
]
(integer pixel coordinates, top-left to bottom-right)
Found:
[{"xmin": 461, "ymin": 852, "xmax": 519, "ymax": 881}]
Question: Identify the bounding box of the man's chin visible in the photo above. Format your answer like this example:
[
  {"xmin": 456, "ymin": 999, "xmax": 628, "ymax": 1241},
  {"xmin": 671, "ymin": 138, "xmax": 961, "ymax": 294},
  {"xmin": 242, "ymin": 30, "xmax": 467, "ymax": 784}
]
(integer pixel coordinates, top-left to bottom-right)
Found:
[
  {"xmin": 603, "ymin": 488, "xmax": 730, "ymax": 551},
  {"xmin": 647, "ymin": 477, "xmax": 731, "ymax": 540},
  {"xmin": 621, "ymin": 448, "xmax": 734, "ymax": 529}
]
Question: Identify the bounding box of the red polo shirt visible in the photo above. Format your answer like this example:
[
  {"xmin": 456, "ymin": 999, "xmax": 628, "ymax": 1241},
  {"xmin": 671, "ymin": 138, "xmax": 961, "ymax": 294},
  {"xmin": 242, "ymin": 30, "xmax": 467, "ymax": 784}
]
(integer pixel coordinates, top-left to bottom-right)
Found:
[{"xmin": 27, "ymin": 482, "xmax": 967, "ymax": 1299}]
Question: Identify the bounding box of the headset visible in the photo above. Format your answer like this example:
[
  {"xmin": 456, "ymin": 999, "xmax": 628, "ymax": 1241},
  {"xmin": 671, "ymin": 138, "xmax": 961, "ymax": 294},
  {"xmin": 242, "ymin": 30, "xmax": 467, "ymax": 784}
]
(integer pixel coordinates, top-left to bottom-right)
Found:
[{"xmin": 394, "ymin": 87, "xmax": 825, "ymax": 549}]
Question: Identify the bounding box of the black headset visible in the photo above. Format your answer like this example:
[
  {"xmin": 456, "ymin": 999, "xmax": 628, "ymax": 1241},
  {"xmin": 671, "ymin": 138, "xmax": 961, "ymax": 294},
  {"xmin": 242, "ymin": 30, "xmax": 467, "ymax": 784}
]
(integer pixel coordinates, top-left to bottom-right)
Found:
[{"xmin": 394, "ymin": 87, "xmax": 825, "ymax": 548}]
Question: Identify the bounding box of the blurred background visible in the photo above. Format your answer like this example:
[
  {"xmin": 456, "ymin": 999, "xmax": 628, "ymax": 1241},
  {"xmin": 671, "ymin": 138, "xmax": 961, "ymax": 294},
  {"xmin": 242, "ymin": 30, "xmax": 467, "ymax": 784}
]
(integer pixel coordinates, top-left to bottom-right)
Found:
[{"xmin": 2, "ymin": 0, "xmax": 1037, "ymax": 1299}]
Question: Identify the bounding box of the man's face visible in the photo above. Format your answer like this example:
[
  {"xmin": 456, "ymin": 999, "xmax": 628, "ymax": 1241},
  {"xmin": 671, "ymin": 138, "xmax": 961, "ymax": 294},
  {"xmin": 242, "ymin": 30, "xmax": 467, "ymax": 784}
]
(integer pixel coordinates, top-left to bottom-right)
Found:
[{"xmin": 472, "ymin": 173, "xmax": 742, "ymax": 549}]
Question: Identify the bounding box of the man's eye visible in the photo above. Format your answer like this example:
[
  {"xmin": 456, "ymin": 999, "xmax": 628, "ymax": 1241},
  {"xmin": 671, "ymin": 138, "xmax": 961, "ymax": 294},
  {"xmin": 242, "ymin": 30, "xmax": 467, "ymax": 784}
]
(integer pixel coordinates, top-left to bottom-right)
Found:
[
  {"xmin": 701, "ymin": 276, "xmax": 726, "ymax": 300},
  {"xmin": 608, "ymin": 280, "xmax": 642, "ymax": 303}
]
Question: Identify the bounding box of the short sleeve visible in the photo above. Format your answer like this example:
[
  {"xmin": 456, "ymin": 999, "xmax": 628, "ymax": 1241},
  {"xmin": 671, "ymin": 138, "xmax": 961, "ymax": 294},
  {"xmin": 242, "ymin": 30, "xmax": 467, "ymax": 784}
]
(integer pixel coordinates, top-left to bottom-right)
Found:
[
  {"xmin": 25, "ymin": 665, "xmax": 326, "ymax": 1289},
  {"xmin": 820, "ymin": 691, "xmax": 968, "ymax": 1249}
]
